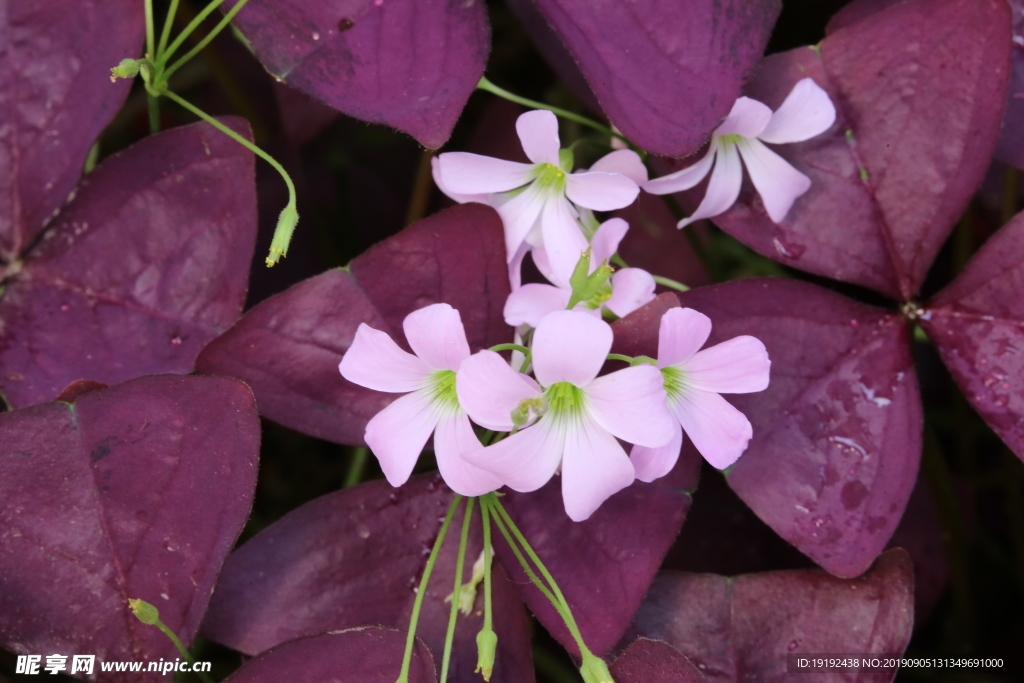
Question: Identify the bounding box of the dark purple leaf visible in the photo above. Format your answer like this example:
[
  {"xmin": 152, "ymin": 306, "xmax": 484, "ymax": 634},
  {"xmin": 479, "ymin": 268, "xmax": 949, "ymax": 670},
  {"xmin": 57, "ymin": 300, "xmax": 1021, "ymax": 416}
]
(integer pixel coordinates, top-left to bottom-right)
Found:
[
  {"xmin": 630, "ymin": 549, "xmax": 914, "ymax": 683},
  {"xmin": 824, "ymin": 0, "xmax": 904, "ymax": 33},
  {"xmin": 885, "ymin": 475, "xmax": 948, "ymax": 622},
  {"xmin": 690, "ymin": 0, "xmax": 1011, "ymax": 299},
  {"xmin": 203, "ymin": 476, "xmax": 535, "ymax": 683},
  {"xmin": 196, "ymin": 203, "xmax": 512, "ymax": 444},
  {"xmin": 0, "ymin": 119, "xmax": 257, "ymax": 408},
  {"xmin": 1, "ymin": 0, "xmax": 143, "ymax": 261},
  {"xmin": 524, "ymin": 0, "xmax": 779, "ymax": 157},
  {"xmin": 229, "ymin": 0, "xmax": 489, "ymax": 149},
  {"xmin": 0, "ymin": 375, "xmax": 260, "ymax": 682},
  {"xmin": 610, "ymin": 639, "xmax": 706, "ymax": 683},
  {"xmin": 995, "ymin": 47, "xmax": 1024, "ymax": 169},
  {"xmin": 222, "ymin": 628, "xmax": 435, "ymax": 683},
  {"xmin": 676, "ymin": 279, "xmax": 922, "ymax": 578},
  {"xmin": 920, "ymin": 211, "xmax": 1024, "ymax": 462}
]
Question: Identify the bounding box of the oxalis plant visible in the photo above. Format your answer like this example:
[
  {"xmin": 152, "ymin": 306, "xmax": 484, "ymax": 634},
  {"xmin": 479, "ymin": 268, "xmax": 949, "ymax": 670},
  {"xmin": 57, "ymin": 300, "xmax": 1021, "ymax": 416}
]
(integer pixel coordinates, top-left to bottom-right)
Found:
[{"xmin": 2, "ymin": 0, "xmax": 1023, "ymax": 682}]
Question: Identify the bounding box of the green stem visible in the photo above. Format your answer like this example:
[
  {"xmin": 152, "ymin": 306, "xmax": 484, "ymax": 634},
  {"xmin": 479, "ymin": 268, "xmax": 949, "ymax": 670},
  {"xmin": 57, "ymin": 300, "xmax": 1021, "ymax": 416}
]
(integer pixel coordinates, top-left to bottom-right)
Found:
[
  {"xmin": 605, "ymin": 354, "xmax": 634, "ymax": 364},
  {"xmin": 144, "ymin": 0, "xmax": 156, "ymax": 59},
  {"xmin": 397, "ymin": 496, "xmax": 463, "ymax": 683},
  {"xmin": 151, "ymin": 621, "xmax": 215, "ymax": 683},
  {"xmin": 488, "ymin": 343, "xmax": 530, "ymax": 355},
  {"xmin": 342, "ymin": 447, "xmax": 369, "ymax": 487},
  {"xmin": 652, "ymin": 275, "xmax": 689, "ymax": 293},
  {"xmin": 610, "ymin": 253, "xmax": 629, "ymax": 269},
  {"xmin": 162, "ymin": 0, "xmax": 253, "ymax": 82},
  {"xmin": 480, "ymin": 500, "xmax": 494, "ymax": 634},
  {"xmin": 147, "ymin": 95, "xmax": 161, "ymax": 134},
  {"xmin": 482, "ymin": 498, "xmax": 562, "ymax": 613},
  {"xmin": 157, "ymin": 0, "xmax": 181, "ymax": 58},
  {"xmin": 441, "ymin": 498, "xmax": 476, "ymax": 682},
  {"xmin": 159, "ymin": 0, "xmax": 228, "ymax": 68}
]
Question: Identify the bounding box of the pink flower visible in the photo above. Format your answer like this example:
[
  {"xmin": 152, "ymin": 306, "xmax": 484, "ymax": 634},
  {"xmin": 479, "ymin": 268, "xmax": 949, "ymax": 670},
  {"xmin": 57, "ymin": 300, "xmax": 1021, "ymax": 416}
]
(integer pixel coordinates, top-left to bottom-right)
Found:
[
  {"xmin": 644, "ymin": 78, "xmax": 836, "ymax": 227},
  {"xmin": 630, "ymin": 308, "xmax": 770, "ymax": 482},
  {"xmin": 338, "ymin": 303, "xmax": 501, "ymax": 496},
  {"xmin": 458, "ymin": 310, "xmax": 674, "ymax": 521},
  {"xmin": 436, "ymin": 110, "xmax": 642, "ymax": 286}
]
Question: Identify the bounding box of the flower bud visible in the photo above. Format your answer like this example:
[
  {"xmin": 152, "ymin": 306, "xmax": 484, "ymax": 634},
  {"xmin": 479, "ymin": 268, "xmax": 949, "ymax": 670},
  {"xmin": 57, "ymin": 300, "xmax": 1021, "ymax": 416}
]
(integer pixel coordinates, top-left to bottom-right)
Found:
[
  {"xmin": 110, "ymin": 58, "xmax": 141, "ymax": 82},
  {"xmin": 266, "ymin": 203, "xmax": 299, "ymax": 266},
  {"xmin": 475, "ymin": 628, "xmax": 498, "ymax": 681},
  {"xmin": 128, "ymin": 598, "xmax": 160, "ymax": 625},
  {"xmin": 579, "ymin": 652, "xmax": 615, "ymax": 683}
]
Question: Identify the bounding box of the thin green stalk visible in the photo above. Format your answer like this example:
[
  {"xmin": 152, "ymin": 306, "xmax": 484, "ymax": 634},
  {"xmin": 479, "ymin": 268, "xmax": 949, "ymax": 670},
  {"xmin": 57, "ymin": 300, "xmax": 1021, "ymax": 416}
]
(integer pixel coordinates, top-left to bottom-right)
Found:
[
  {"xmin": 440, "ymin": 498, "xmax": 476, "ymax": 682},
  {"xmin": 158, "ymin": 0, "xmax": 181, "ymax": 58},
  {"xmin": 159, "ymin": 0, "xmax": 228, "ymax": 68},
  {"xmin": 129, "ymin": 599, "xmax": 214, "ymax": 683},
  {"xmin": 147, "ymin": 96, "xmax": 161, "ymax": 133},
  {"xmin": 342, "ymin": 447, "xmax": 369, "ymax": 487},
  {"xmin": 482, "ymin": 498, "xmax": 562, "ymax": 614},
  {"xmin": 480, "ymin": 501, "xmax": 493, "ymax": 634},
  {"xmin": 653, "ymin": 275, "xmax": 689, "ymax": 293},
  {"xmin": 162, "ymin": 0, "xmax": 253, "ymax": 82},
  {"xmin": 397, "ymin": 496, "xmax": 463, "ymax": 683},
  {"xmin": 488, "ymin": 343, "xmax": 530, "ymax": 355},
  {"xmin": 144, "ymin": 0, "xmax": 156, "ymax": 58},
  {"xmin": 610, "ymin": 253, "xmax": 629, "ymax": 269},
  {"xmin": 605, "ymin": 354, "xmax": 634, "ymax": 364},
  {"xmin": 153, "ymin": 622, "xmax": 215, "ymax": 683}
]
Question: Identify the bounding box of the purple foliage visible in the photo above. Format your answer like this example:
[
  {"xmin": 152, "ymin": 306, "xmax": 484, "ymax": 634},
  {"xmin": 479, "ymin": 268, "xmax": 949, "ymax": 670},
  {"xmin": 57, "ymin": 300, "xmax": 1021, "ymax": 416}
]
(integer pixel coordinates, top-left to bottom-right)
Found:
[{"xmin": 611, "ymin": 638, "xmax": 707, "ymax": 683}]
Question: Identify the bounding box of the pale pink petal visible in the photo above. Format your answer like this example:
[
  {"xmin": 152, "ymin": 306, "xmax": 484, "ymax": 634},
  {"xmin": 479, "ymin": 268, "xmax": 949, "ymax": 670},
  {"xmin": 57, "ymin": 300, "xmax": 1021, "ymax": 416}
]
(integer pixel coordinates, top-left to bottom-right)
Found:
[
  {"xmin": 672, "ymin": 389, "xmax": 753, "ymax": 470},
  {"xmin": 758, "ymin": 78, "xmax": 836, "ymax": 144},
  {"xmin": 586, "ymin": 364, "xmax": 674, "ymax": 447},
  {"xmin": 402, "ymin": 303, "xmax": 470, "ymax": 371},
  {"xmin": 715, "ymin": 96, "xmax": 772, "ymax": 138},
  {"xmin": 437, "ymin": 152, "xmax": 536, "ymax": 195},
  {"xmin": 504, "ymin": 283, "xmax": 571, "ymax": 327},
  {"xmin": 463, "ymin": 419, "xmax": 564, "ymax": 491},
  {"xmin": 365, "ymin": 390, "xmax": 439, "ymax": 486},
  {"xmin": 560, "ymin": 418, "xmax": 636, "ymax": 521},
  {"xmin": 431, "ymin": 156, "xmax": 489, "ymax": 204},
  {"xmin": 642, "ymin": 143, "xmax": 716, "ymax": 195},
  {"xmin": 508, "ymin": 242, "xmax": 529, "ymax": 290},
  {"xmin": 456, "ymin": 350, "xmax": 542, "ymax": 431},
  {"xmin": 433, "ymin": 413, "xmax": 502, "ymax": 496},
  {"xmin": 684, "ymin": 336, "xmax": 770, "ymax": 394},
  {"xmin": 538, "ymin": 195, "xmax": 589, "ymax": 287},
  {"xmin": 657, "ymin": 307, "xmax": 712, "ymax": 368},
  {"xmin": 339, "ymin": 323, "xmax": 431, "ymax": 393},
  {"xmin": 532, "ymin": 310, "xmax": 612, "ymax": 388},
  {"xmin": 677, "ymin": 140, "xmax": 743, "ymax": 228},
  {"xmin": 605, "ymin": 268, "xmax": 656, "ymax": 318},
  {"xmin": 565, "ymin": 171, "xmax": 640, "ymax": 211},
  {"xmin": 497, "ymin": 183, "xmax": 548, "ymax": 260},
  {"xmin": 588, "ymin": 149, "xmax": 648, "ymax": 185},
  {"xmin": 630, "ymin": 421, "xmax": 683, "ymax": 483},
  {"xmin": 529, "ymin": 246, "xmax": 557, "ymax": 286},
  {"xmin": 736, "ymin": 138, "xmax": 811, "ymax": 223},
  {"xmin": 590, "ymin": 218, "xmax": 629, "ymax": 266},
  {"xmin": 516, "ymin": 110, "xmax": 562, "ymax": 165}
]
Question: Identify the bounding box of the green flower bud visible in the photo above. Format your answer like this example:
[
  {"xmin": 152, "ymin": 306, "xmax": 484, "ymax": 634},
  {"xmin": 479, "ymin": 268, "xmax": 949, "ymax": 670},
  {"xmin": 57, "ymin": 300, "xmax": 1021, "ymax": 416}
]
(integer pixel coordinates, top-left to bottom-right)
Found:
[
  {"xmin": 559, "ymin": 147, "xmax": 575, "ymax": 173},
  {"xmin": 110, "ymin": 58, "xmax": 141, "ymax": 82},
  {"xmin": 128, "ymin": 598, "xmax": 160, "ymax": 625},
  {"xmin": 579, "ymin": 652, "xmax": 615, "ymax": 683},
  {"xmin": 475, "ymin": 628, "xmax": 498, "ymax": 681},
  {"xmin": 266, "ymin": 202, "xmax": 299, "ymax": 266}
]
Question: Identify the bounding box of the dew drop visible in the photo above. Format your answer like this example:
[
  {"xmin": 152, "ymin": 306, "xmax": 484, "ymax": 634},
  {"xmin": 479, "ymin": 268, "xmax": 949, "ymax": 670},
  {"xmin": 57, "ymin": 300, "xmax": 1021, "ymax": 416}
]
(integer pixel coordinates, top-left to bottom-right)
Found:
[
  {"xmin": 170, "ymin": 336, "xmax": 182, "ymax": 346},
  {"xmin": 338, "ymin": 17, "xmax": 355, "ymax": 31},
  {"xmin": 357, "ymin": 524, "xmax": 370, "ymax": 539},
  {"xmin": 788, "ymin": 640, "xmax": 799, "ymax": 651},
  {"xmin": 312, "ymin": 31, "xmax": 320, "ymax": 40}
]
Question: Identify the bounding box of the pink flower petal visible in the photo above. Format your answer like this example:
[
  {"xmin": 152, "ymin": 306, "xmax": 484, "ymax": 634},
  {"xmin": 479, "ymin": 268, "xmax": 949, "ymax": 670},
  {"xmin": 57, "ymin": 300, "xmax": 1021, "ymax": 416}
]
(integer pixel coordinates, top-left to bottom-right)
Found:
[
  {"xmin": 587, "ymin": 364, "xmax": 674, "ymax": 448},
  {"xmin": 758, "ymin": 78, "xmax": 837, "ymax": 145},
  {"xmin": 605, "ymin": 268, "xmax": 656, "ymax": 319},
  {"xmin": 504, "ymin": 283, "xmax": 571, "ymax": 328},
  {"xmin": 736, "ymin": 138, "xmax": 812, "ymax": 223},
  {"xmin": 339, "ymin": 323, "xmax": 431, "ymax": 393},
  {"xmin": 678, "ymin": 140, "xmax": 743, "ymax": 228},
  {"xmin": 657, "ymin": 307, "xmax": 712, "ymax": 368},
  {"xmin": 642, "ymin": 143, "xmax": 716, "ymax": 195},
  {"xmin": 438, "ymin": 152, "xmax": 536, "ymax": 195},
  {"xmin": 672, "ymin": 389, "xmax": 753, "ymax": 470},
  {"xmin": 365, "ymin": 390, "xmax": 440, "ymax": 486},
  {"xmin": 532, "ymin": 310, "xmax": 612, "ymax": 388},
  {"xmin": 565, "ymin": 171, "xmax": 640, "ymax": 211},
  {"xmin": 516, "ymin": 110, "xmax": 562, "ymax": 166},
  {"xmin": 715, "ymin": 96, "xmax": 772, "ymax": 138},
  {"xmin": 560, "ymin": 417, "xmax": 636, "ymax": 521},
  {"xmin": 457, "ymin": 350, "xmax": 542, "ymax": 431},
  {"xmin": 508, "ymin": 242, "xmax": 529, "ymax": 290},
  {"xmin": 684, "ymin": 336, "xmax": 770, "ymax": 394},
  {"xmin": 433, "ymin": 413, "xmax": 502, "ymax": 496},
  {"xmin": 538, "ymin": 195, "xmax": 589, "ymax": 287},
  {"xmin": 431, "ymin": 156, "xmax": 489, "ymax": 204},
  {"xmin": 588, "ymin": 149, "xmax": 648, "ymax": 186},
  {"xmin": 463, "ymin": 419, "xmax": 564, "ymax": 492},
  {"xmin": 497, "ymin": 182, "xmax": 548, "ymax": 260},
  {"xmin": 402, "ymin": 303, "xmax": 470, "ymax": 371},
  {"xmin": 590, "ymin": 218, "xmax": 629, "ymax": 266},
  {"xmin": 630, "ymin": 421, "xmax": 683, "ymax": 483}
]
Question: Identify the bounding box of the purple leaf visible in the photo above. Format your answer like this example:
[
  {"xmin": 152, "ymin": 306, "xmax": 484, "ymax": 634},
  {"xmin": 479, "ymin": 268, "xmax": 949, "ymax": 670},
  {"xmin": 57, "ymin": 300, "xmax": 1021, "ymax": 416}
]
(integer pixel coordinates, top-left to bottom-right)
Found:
[
  {"xmin": 0, "ymin": 119, "xmax": 257, "ymax": 408},
  {"xmin": 196, "ymin": 203, "xmax": 512, "ymax": 445},
  {"xmin": 610, "ymin": 638, "xmax": 706, "ymax": 683},
  {"xmin": 203, "ymin": 476, "xmax": 535, "ymax": 683},
  {"xmin": 1, "ymin": 0, "xmax": 144, "ymax": 261},
  {"xmin": 630, "ymin": 549, "xmax": 914, "ymax": 683},
  {"xmin": 675, "ymin": 279, "xmax": 922, "ymax": 578},
  {"xmin": 0, "ymin": 375, "xmax": 260, "ymax": 681},
  {"xmin": 690, "ymin": 0, "xmax": 1011, "ymax": 299},
  {"xmin": 229, "ymin": 0, "xmax": 489, "ymax": 149},
  {"xmin": 920, "ymin": 211, "xmax": 1024, "ymax": 463},
  {"xmin": 222, "ymin": 628, "xmax": 435, "ymax": 683},
  {"xmin": 525, "ymin": 0, "xmax": 779, "ymax": 157}
]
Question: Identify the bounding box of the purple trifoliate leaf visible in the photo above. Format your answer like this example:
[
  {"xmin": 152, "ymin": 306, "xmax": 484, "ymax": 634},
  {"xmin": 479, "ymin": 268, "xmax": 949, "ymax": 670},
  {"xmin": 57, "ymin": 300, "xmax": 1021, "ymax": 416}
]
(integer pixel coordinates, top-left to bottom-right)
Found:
[
  {"xmin": 203, "ymin": 476, "xmax": 535, "ymax": 683},
  {"xmin": 221, "ymin": 628, "xmax": 435, "ymax": 683},
  {"xmin": 630, "ymin": 549, "xmax": 914, "ymax": 683},
  {"xmin": 523, "ymin": 0, "xmax": 779, "ymax": 157},
  {"xmin": 610, "ymin": 638, "xmax": 706, "ymax": 683},
  {"xmin": 675, "ymin": 279, "xmax": 922, "ymax": 578},
  {"xmin": 687, "ymin": 0, "xmax": 1011, "ymax": 299},
  {"xmin": 196, "ymin": 203, "xmax": 512, "ymax": 445},
  {"xmin": 919, "ymin": 211, "xmax": 1024, "ymax": 463},
  {"xmin": 0, "ymin": 375, "xmax": 260, "ymax": 681},
  {"xmin": 228, "ymin": 0, "xmax": 489, "ymax": 149},
  {"xmin": 0, "ymin": 119, "xmax": 257, "ymax": 408},
  {"xmin": 0, "ymin": 0, "xmax": 143, "ymax": 261}
]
